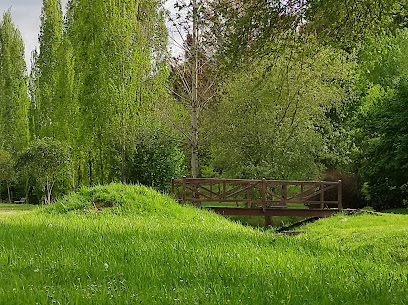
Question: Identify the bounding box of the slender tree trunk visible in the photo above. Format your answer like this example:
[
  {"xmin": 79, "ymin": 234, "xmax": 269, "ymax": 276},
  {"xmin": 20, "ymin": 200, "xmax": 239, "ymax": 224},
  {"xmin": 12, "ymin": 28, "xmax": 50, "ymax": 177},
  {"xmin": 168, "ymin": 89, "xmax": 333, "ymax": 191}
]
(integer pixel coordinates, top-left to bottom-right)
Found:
[
  {"xmin": 99, "ymin": 145, "xmax": 104, "ymax": 185},
  {"xmin": 77, "ymin": 161, "xmax": 82, "ymax": 189},
  {"xmin": 71, "ymin": 161, "xmax": 75, "ymax": 191},
  {"xmin": 121, "ymin": 143, "xmax": 126, "ymax": 183},
  {"xmin": 6, "ymin": 183, "xmax": 11, "ymax": 203},
  {"xmin": 88, "ymin": 150, "xmax": 93, "ymax": 186},
  {"xmin": 191, "ymin": 0, "xmax": 200, "ymax": 179},
  {"xmin": 25, "ymin": 177, "xmax": 29, "ymax": 200}
]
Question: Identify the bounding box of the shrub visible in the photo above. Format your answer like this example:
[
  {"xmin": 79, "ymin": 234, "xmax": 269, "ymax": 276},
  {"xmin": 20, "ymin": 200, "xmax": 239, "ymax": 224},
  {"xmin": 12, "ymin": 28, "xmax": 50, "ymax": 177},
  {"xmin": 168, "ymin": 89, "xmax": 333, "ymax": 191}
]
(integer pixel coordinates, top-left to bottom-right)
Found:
[{"xmin": 16, "ymin": 138, "xmax": 71, "ymax": 204}]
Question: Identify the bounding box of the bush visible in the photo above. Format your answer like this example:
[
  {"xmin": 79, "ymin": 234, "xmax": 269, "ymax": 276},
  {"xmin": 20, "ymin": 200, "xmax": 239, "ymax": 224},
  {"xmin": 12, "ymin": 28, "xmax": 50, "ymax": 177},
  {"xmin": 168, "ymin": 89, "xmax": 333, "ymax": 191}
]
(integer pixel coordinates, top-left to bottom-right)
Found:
[{"xmin": 126, "ymin": 133, "xmax": 185, "ymax": 192}]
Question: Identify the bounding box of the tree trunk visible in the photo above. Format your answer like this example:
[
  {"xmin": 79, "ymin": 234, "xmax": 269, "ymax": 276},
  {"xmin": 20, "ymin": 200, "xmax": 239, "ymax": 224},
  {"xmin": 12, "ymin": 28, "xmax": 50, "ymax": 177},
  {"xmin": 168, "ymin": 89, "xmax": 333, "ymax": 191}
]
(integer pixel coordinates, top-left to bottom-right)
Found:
[
  {"xmin": 77, "ymin": 161, "xmax": 82, "ymax": 189},
  {"xmin": 99, "ymin": 145, "xmax": 104, "ymax": 185},
  {"xmin": 121, "ymin": 143, "xmax": 126, "ymax": 183},
  {"xmin": 6, "ymin": 183, "xmax": 11, "ymax": 203},
  {"xmin": 191, "ymin": 0, "xmax": 200, "ymax": 179},
  {"xmin": 88, "ymin": 150, "xmax": 93, "ymax": 186}
]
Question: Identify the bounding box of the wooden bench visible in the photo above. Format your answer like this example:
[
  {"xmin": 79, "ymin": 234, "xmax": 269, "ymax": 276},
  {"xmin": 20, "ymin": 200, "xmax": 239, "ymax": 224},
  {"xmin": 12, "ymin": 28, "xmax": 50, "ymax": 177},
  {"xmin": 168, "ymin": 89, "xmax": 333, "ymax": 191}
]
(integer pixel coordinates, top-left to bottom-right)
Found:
[{"xmin": 14, "ymin": 197, "xmax": 27, "ymax": 204}]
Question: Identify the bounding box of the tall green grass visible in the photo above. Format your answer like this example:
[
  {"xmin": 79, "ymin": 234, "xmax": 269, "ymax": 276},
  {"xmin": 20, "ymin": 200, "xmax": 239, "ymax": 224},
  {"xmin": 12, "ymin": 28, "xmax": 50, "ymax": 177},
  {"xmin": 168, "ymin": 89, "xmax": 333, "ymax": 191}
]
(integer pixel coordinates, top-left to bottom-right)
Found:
[{"xmin": 0, "ymin": 183, "xmax": 407, "ymax": 304}]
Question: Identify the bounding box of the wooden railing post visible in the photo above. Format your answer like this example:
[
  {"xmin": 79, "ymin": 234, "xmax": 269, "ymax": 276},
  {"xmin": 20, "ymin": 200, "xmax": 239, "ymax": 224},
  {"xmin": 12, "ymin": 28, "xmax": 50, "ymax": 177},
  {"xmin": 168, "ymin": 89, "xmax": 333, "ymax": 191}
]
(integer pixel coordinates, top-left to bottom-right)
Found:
[
  {"xmin": 338, "ymin": 179, "xmax": 343, "ymax": 211},
  {"xmin": 262, "ymin": 178, "xmax": 266, "ymax": 212},
  {"xmin": 171, "ymin": 178, "xmax": 175, "ymax": 198},
  {"xmin": 282, "ymin": 183, "xmax": 288, "ymax": 207},
  {"xmin": 247, "ymin": 185, "xmax": 251, "ymax": 208},
  {"xmin": 320, "ymin": 182, "xmax": 324, "ymax": 209},
  {"xmin": 182, "ymin": 176, "xmax": 186, "ymax": 203}
]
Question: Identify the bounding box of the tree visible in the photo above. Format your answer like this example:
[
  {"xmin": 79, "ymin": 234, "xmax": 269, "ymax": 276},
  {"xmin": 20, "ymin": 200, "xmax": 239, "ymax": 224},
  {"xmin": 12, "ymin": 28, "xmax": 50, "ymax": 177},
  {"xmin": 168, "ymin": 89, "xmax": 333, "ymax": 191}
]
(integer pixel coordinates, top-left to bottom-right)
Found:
[
  {"xmin": 17, "ymin": 138, "xmax": 70, "ymax": 205},
  {"xmin": 352, "ymin": 29, "xmax": 408, "ymax": 208},
  {"xmin": 66, "ymin": 0, "xmax": 168, "ymax": 185},
  {"xmin": 305, "ymin": 0, "xmax": 406, "ymax": 49},
  {"xmin": 0, "ymin": 150, "xmax": 14, "ymax": 202},
  {"xmin": 210, "ymin": 0, "xmax": 308, "ymax": 70},
  {"xmin": 31, "ymin": 0, "xmax": 64, "ymax": 139},
  {"xmin": 210, "ymin": 35, "xmax": 355, "ymax": 180},
  {"xmin": 0, "ymin": 10, "xmax": 29, "ymax": 153},
  {"xmin": 163, "ymin": 0, "xmax": 220, "ymax": 178},
  {"xmin": 359, "ymin": 78, "xmax": 408, "ymax": 208}
]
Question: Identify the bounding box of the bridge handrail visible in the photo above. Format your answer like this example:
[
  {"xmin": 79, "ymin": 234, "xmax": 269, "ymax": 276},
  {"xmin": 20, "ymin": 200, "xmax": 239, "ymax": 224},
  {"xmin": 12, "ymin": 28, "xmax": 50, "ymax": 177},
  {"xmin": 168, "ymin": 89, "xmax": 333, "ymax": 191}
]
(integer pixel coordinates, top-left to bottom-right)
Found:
[{"xmin": 171, "ymin": 177, "xmax": 343, "ymax": 211}]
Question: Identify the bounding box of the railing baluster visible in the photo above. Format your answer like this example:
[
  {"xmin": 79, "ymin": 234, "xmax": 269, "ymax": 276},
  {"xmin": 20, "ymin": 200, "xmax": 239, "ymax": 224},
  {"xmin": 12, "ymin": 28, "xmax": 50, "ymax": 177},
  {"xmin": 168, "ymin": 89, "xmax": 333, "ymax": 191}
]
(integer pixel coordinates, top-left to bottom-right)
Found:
[
  {"xmin": 320, "ymin": 182, "xmax": 324, "ymax": 209},
  {"xmin": 338, "ymin": 179, "xmax": 343, "ymax": 211}
]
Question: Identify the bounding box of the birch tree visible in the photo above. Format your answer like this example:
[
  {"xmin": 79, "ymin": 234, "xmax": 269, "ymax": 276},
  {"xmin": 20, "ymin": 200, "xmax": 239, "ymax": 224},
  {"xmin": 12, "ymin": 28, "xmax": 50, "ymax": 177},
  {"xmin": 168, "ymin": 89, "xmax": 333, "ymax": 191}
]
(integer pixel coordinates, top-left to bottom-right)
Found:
[{"xmin": 164, "ymin": 0, "xmax": 219, "ymax": 178}]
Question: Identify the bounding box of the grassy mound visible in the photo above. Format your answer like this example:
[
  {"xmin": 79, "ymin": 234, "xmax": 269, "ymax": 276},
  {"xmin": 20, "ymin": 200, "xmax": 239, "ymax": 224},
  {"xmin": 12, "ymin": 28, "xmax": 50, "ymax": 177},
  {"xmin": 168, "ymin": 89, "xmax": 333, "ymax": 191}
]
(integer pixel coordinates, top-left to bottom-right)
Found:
[
  {"xmin": 1, "ymin": 184, "xmax": 408, "ymax": 304},
  {"xmin": 43, "ymin": 183, "xmax": 181, "ymax": 215}
]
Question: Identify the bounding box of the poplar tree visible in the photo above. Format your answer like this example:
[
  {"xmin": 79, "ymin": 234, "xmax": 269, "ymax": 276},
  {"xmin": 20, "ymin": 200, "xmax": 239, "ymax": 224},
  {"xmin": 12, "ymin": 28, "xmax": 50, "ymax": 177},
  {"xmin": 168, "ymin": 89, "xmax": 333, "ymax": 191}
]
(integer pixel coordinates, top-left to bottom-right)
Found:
[
  {"xmin": 66, "ymin": 0, "xmax": 167, "ymax": 184},
  {"xmin": 32, "ymin": 0, "xmax": 64, "ymax": 138},
  {"xmin": 0, "ymin": 10, "xmax": 29, "ymax": 154}
]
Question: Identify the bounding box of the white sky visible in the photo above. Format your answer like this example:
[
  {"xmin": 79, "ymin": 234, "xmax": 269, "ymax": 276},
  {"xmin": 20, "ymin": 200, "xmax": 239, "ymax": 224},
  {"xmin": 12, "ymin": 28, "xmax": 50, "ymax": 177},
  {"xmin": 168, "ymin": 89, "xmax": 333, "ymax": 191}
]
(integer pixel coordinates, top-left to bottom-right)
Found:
[{"xmin": 0, "ymin": 0, "xmax": 69, "ymax": 71}]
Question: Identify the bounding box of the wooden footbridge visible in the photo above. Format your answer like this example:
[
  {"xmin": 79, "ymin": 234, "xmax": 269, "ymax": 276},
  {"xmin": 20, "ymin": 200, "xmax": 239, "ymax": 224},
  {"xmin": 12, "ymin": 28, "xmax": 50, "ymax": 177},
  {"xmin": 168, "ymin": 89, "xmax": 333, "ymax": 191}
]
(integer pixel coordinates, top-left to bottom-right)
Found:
[{"xmin": 171, "ymin": 177, "xmax": 342, "ymax": 226}]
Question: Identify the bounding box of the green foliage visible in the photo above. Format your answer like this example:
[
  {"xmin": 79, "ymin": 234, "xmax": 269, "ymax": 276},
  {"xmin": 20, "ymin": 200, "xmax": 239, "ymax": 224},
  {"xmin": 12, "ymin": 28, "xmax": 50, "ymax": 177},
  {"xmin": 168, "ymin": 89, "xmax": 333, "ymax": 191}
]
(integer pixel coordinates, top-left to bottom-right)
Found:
[
  {"xmin": 352, "ymin": 29, "xmax": 408, "ymax": 208},
  {"xmin": 0, "ymin": 150, "xmax": 14, "ymax": 183},
  {"xmin": 31, "ymin": 0, "xmax": 64, "ymax": 138},
  {"xmin": 0, "ymin": 10, "xmax": 29, "ymax": 153},
  {"xmin": 126, "ymin": 134, "xmax": 185, "ymax": 192},
  {"xmin": 1, "ymin": 187, "xmax": 408, "ymax": 303},
  {"xmin": 65, "ymin": 0, "xmax": 168, "ymax": 185},
  {"xmin": 359, "ymin": 78, "xmax": 408, "ymax": 209},
  {"xmin": 0, "ymin": 150, "xmax": 14, "ymax": 202},
  {"xmin": 210, "ymin": 36, "xmax": 355, "ymax": 180},
  {"xmin": 17, "ymin": 138, "xmax": 71, "ymax": 204},
  {"xmin": 306, "ymin": 0, "xmax": 404, "ymax": 50}
]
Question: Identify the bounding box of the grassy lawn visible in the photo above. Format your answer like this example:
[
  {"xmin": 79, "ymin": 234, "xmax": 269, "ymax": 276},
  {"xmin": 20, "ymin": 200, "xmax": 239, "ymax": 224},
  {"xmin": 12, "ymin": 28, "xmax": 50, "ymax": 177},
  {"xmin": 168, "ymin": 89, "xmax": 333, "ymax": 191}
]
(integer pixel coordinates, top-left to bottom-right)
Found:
[
  {"xmin": 383, "ymin": 208, "xmax": 408, "ymax": 215},
  {"xmin": 0, "ymin": 183, "xmax": 407, "ymax": 304},
  {"xmin": 0, "ymin": 203, "xmax": 36, "ymax": 214}
]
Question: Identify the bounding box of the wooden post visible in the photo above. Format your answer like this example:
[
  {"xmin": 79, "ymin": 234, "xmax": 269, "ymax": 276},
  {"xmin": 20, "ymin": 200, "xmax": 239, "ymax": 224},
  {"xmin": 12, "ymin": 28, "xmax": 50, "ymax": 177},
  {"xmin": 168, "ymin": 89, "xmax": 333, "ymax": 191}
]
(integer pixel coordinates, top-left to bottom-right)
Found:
[
  {"xmin": 262, "ymin": 178, "xmax": 270, "ymax": 226},
  {"xmin": 338, "ymin": 179, "xmax": 343, "ymax": 211},
  {"xmin": 262, "ymin": 178, "xmax": 266, "ymax": 212},
  {"xmin": 171, "ymin": 178, "xmax": 175, "ymax": 197},
  {"xmin": 210, "ymin": 182, "xmax": 213, "ymax": 200},
  {"xmin": 195, "ymin": 181, "xmax": 201, "ymax": 207},
  {"xmin": 182, "ymin": 176, "xmax": 186, "ymax": 203},
  {"xmin": 265, "ymin": 215, "xmax": 273, "ymax": 227},
  {"xmin": 223, "ymin": 180, "xmax": 226, "ymax": 200},
  {"xmin": 247, "ymin": 185, "xmax": 251, "ymax": 208},
  {"xmin": 282, "ymin": 184, "xmax": 288, "ymax": 207},
  {"xmin": 320, "ymin": 182, "xmax": 324, "ymax": 209}
]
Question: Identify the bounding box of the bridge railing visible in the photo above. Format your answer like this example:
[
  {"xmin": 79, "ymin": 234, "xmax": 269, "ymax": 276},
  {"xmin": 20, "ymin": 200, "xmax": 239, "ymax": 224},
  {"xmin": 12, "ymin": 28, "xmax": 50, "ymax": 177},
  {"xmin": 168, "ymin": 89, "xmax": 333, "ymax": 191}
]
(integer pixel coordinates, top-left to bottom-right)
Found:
[{"xmin": 171, "ymin": 177, "xmax": 343, "ymax": 212}]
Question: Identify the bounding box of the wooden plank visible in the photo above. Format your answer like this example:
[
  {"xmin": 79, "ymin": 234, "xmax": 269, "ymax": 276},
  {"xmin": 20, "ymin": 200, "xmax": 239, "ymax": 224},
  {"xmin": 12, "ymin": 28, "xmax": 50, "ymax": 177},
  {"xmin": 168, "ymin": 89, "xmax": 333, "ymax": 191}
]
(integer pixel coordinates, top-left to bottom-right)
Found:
[
  {"xmin": 225, "ymin": 181, "xmax": 261, "ymax": 199},
  {"xmin": 177, "ymin": 178, "xmax": 339, "ymax": 185},
  {"xmin": 264, "ymin": 187, "xmax": 283, "ymax": 201},
  {"xmin": 207, "ymin": 207, "xmax": 337, "ymax": 217},
  {"xmin": 183, "ymin": 198, "xmax": 263, "ymax": 204}
]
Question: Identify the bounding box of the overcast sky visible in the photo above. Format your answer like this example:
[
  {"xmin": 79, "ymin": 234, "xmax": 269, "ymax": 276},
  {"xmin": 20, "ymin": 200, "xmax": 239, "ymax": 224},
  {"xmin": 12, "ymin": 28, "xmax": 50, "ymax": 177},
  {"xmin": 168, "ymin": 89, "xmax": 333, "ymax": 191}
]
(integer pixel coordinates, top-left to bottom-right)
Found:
[
  {"xmin": 0, "ymin": 0, "xmax": 68, "ymax": 70},
  {"xmin": 0, "ymin": 0, "xmax": 183, "ymax": 71}
]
